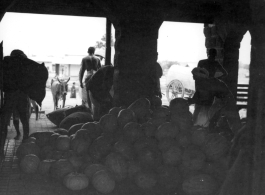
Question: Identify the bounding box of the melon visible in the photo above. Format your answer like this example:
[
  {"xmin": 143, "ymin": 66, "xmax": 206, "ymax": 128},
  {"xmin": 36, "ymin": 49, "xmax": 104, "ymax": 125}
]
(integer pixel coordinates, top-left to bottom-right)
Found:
[
  {"xmin": 109, "ymin": 107, "xmax": 123, "ymax": 117},
  {"xmin": 16, "ymin": 142, "xmax": 40, "ymax": 160},
  {"xmin": 158, "ymin": 138, "xmax": 179, "ymax": 152},
  {"xmin": 92, "ymin": 170, "xmax": 116, "ymax": 194},
  {"xmin": 182, "ymin": 146, "xmax": 206, "ymax": 171},
  {"xmin": 59, "ymin": 112, "xmax": 93, "ymax": 130},
  {"xmin": 20, "ymin": 154, "xmax": 40, "ymax": 173},
  {"xmin": 177, "ymin": 132, "xmax": 192, "ymax": 148},
  {"xmin": 123, "ymin": 122, "xmax": 144, "ymax": 143},
  {"xmin": 156, "ymin": 165, "xmax": 182, "ymax": 189},
  {"xmin": 134, "ymin": 169, "xmax": 157, "ymax": 190},
  {"xmin": 63, "ymin": 172, "xmax": 89, "ymax": 191},
  {"xmin": 68, "ymin": 155, "xmax": 84, "ymax": 171},
  {"xmin": 99, "ymin": 114, "xmax": 118, "ymax": 134},
  {"xmin": 114, "ymin": 140, "xmax": 135, "ymax": 160},
  {"xmin": 148, "ymin": 95, "xmax": 162, "ymax": 110},
  {"xmin": 105, "ymin": 152, "xmax": 128, "ymax": 182},
  {"xmin": 162, "ymin": 146, "xmax": 182, "ymax": 166},
  {"xmin": 202, "ymin": 133, "xmax": 230, "ymax": 160},
  {"xmin": 56, "ymin": 135, "xmax": 71, "ymax": 151},
  {"xmin": 117, "ymin": 109, "xmax": 137, "ymax": 129},
  {"xmin": 147, "ymin": 117, "xmax": 167, "ymax": 128},
  {"xmin": 84, "ymin": 163, "xmax": 108, "ymax": 179},
  {"xmin": 81, "ymin": 122, "xmax": 103, "ymax": 140},
  {"xmin": 141, "ymin": 122, "xmax": 156, "ymax": 137},
  {"xmin": 182, "ymin": 174, "xmax": 218, "ymax": 195},
  {"xmin": 50, "ymin": 159, "xmax": 75, "ymax": 180},
  {"xmin": 40, "ymin": 145, "xmax": 54, "ymax": 160},
  {"xmin": 127, "ymin": 161, "xmax": 141, "ymax": 179},
  {"xmin": 38, "ymin": 159, "xmax": 56, "ymax": 175},
  {"xmin": 68, "ymin": 123, "xmax": 84, "ymax": 136},
  {"xmin": 155, "ymin": 122, "xmax": 179, "ymax": 141},
  {"xmin": 71, "ymin": 137, "xmax": 91, "ymax": 155},
  {"xmin": 75, "ymin": 129, "xmax": 91, "ymax": 140},
  {"xmin": 152, "ymin": 106, "xmax": 170, "ymax": 119},
  {"xmin": 54, "ymin": 128, "xmax": 68, "ymax": 135},
  {"xmin": 191, "ymin": 128, "xmax": 209, "ymax": 146},
  {"xmin": 137, "ymin": 147, "xmax": 162, "ymax": 167}
]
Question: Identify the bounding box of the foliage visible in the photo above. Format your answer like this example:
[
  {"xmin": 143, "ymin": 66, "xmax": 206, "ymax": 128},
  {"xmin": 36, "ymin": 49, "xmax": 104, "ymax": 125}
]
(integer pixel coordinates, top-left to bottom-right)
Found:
[{"xmin": 95, "ymin": 34, "xmax": 114, "ymax": 49}]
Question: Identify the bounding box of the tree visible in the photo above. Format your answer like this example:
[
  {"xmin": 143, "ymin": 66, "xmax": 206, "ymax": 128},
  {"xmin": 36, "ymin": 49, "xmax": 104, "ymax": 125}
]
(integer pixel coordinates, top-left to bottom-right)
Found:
[{"xmin": 95, "ymin": 34, "xmax": 114, "ymax": 49}]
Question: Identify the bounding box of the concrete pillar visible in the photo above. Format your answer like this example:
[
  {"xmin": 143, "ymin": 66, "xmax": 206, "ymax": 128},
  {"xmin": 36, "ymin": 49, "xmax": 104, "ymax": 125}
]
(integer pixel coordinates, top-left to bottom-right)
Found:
[
  {"xmin": 222, "ymin": 28, "xmax": 246, "ymax": 98},
  {"xmin": 112, "ymin": 18, "xmax": 163, "ymax": 107}
]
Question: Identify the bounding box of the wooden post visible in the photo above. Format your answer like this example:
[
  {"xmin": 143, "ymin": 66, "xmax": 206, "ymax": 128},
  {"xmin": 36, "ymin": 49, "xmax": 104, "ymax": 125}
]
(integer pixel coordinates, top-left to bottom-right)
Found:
[{"xmin": 105, "ymin": 18, "xmax": 112, "ymax": 65}]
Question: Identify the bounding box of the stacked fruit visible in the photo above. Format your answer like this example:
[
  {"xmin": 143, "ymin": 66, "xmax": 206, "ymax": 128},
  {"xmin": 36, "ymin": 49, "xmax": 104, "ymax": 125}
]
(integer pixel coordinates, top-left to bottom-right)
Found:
[{"xmin": 16, "ymin": 97, "xmax": 231, "ymax": 195}]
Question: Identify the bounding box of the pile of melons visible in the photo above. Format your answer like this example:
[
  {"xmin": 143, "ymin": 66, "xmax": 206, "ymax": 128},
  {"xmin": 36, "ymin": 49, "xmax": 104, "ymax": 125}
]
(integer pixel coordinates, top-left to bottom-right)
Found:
[{"xmin": 16, "ymin": 97, "xmax": 232, "ymax": 195}]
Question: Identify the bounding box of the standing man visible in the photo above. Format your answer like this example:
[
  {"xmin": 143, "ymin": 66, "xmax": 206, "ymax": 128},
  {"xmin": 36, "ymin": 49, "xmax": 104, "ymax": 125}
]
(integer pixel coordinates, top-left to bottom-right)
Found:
[
  {"xmin": 190, "ymin": 48, "xmax": 241, "ymax": 134},
  {"xmin": 79, "ymin": 47, "xmax": 101, "ymax": 109}
]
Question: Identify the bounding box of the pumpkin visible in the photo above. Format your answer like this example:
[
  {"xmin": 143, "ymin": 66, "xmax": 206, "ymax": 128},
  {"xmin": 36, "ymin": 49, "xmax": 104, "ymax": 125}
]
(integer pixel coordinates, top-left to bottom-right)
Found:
[
  {"xmin": 177, "ymin": 132, "xmax": 192, "ymax": 148},
  {"xmin": 155, "ymin": 122, "xmax": 179, "ymax": 141},
  {"xmin": 182, "ymin": 174, "xmax": 218, "ymax": 195},
  {"xmin": 68, "ymin": 123, "xmax": 84, "ymax": 136},
  {"xmin": 128, "ymin": 98, "xmax": 151, "ymax": 119},
  {"xmin": 141, "ymin": 122, "xmax": 156, "ymax": 137},
  {"xmin": 202, "ymin": 133, "xmax": 230, "ymax": 160},
  {"xmin": 50, "ymin": 159, "xmax": 75, "ymax": 180},
  {"xmin": 56, "ymin": 135, "xmax": 71, "ymax": 151},
  {"xmin": 134, "ymin": 169, "xmax": 157, "ymax": 189},
  {"xmin": 63, "ymin": 172, "xmax": 89, "ymax": 191},
  {"xmin": 74, "ymin": 129, "xmax": 91, "ymax": 140},
  {"xmin": 89, "ymin": 135, "xmax": 113, "ymax": 161},
  {"xmin": 156, "ymin": 165, "xmax": 182, "ymax": 190},
  {"xmin": 114, "ymin": 140, "xmax": 136, "ymax": 160},
  {"xmin": 54, "ymin": 128, "xmax": 68, "ymax": 135},
  {"xmin": 109, "ymin": 107, "xmax": 123, "ymax": 117},
  {"xmin": 162, "ymin": 146, "xmax": 182, "ymax": 166},
  {"xmin": 81, "ymin": 122, "xmax": 103, "ymax": 140},
  {"xmin": 123, "ymin": 122, "xmax": 144, "ymax": 143},
  {"xmin": 133, "ymin": 137, "xmax": 158, "ymax": 153},
  {"xmin": 84, "ymin": 164, "xmax": 108, "ymax": 179},
  {"xmin": 191, "ymin": 128, "xmax": 209, "ymax": 146},
  {"xmin": 20, "ymin": 154, "xmax": 40, "ymax": 173},
  {"xmin": 59, "ymin": 112, "xmax": 93, "ymax": 130},
  {"xmin": 182, "ymin": 146, "xmax": 206, "ymax": 171},
  {"xmin": 99, "ymin": 114, "xmax": 118, "ymax": 134},
  {"xmin": 38, "ymin": 159, "xmax": 56, "ymax": 175},
  {"xmin": 92, "ymin": 170, "xmax": 116, "ymax": 194},
  {"xmin": 117, "ymin": 109, "xmax": 137, "ymax": 129},
  {"xmin": 16, "ymin": 142, "xmax": 40, "ymax": 160},
  {"xmin": 105, "ymin": 152, "xmax": 128, "ymax": 182}
]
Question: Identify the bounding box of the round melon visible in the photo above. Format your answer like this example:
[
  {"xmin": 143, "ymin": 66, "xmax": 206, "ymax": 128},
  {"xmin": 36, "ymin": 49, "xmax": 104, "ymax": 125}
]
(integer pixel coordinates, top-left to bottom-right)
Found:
[
  {"xmin": 50, "ymin": 159, "xmax": 75, "ymax": 180},
  {"xmin": 92, "ymin": 170, "xmax": 116, "ymax": 194},
  {"xmin": 202, "ymin": 133, "xmax": 230, "ymax": 160},
  {"xmin": 155, "ymin": 122, "xmax": 179, "ymax": 141},
  {"xmin": 63, "ymin": 172, "xmax": 89, "ymax": 191},
  {"xmin": 141, "ymin": 122, "xmax": 156, "ymax": 137},
  {"xmin": 59, "ymin": 112, "xmax": 93, "ymax": 130},
  {"xmin": 162, "ymin": 146, "xmax": 182, "ymax": 166},
  {"xmin": 68, "ymin": 155, "xmax": 84, "ymax": 171},
  {"xmin": 117, "ymin": 109, "xmax": 137, "ymax": 129},
  {"xmin": 127, "ymin": 161, "xmax": 141, "ymax": 179},
  {"xmin": 105, "ymin": 152, "xmax": 128, "ymax": 182},
  {"xmin": 182, "ymin": 146, "xmax": 206, "ymax": 171},
  {"xmin": 109, "ymin": 107, "xmax": 123, "ymax": 117},
  {"xmin": 191, "ymin": 128, "xmax": 209, "ymax": 146},
  {"xmin": 156, "ymin": 165, "xmax": 182, "ymax": 189},
  {"xmin": 54, "ymin": 128, "xmax": 68, "ymax": 135},
  {"xmin": 68, "ymin": 123, "xmax": 84, "ymax": 136},
  {"xmin": 158, "ymin": 138, "xmax": 179, "ymax": 152},
  {"xmin": 74, "ymin": 129, "xmax": 91, "ymax": 140},
  {"xmin": 123, "ymin": 122, "xmax": 144, "ymax": 143},
  {"xmin": 99, "ymin": 114, "xmax": 118, "ymax": 134},
  {"xmin": 152, "ymin": 106, "xmax": 170, "ymax": 119},
  {"xmin": 84, "ymin": 163, "xmax": 108, "ymax": 179},
  {"xmin": 114, "ymin": 140, "xmax": 135, "ymax": 160},
  {"xmin": 182, "ymin": 174, "xmax": 218, "ymax": 195},
  {"xmin": 38, "ymin": 159, "xmax": 56, "ymax": 175},
  {"xmin": 40, "ymin": 145, "xmax": 54, "ymax": 160},
  {"xmin": 20, "ymin": 154, "xmax": 40, "ymax": 173},
  {"xmin": 16, "ymin": 142, "xmax": 40, "ymax": 160},
  {"xmin": 134, "ymin": 169, "xmax": 157, "ymax": 190},
  {"xmin": 71, "ymin": 137, "xmax": 91, "ymax": 155},
  {"xmin": 138, "ymin": 148, "xmax": 162, "ymax": 167},
  {"xmin": 81, "ymin": 122, "xmax": 103, "ymax": 140},
  {"xmin": 56, "ymin": 135, "xmax": 71, "ymax": 151}
]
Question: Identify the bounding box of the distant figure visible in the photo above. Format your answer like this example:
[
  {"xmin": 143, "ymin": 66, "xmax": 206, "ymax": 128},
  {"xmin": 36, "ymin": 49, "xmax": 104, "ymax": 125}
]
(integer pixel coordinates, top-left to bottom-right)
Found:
[
  {"xmin": 87, "ymin": 65, "xmax": 114, "ymax": 121},
  {"xmin": 153, "ymin": 62, "xmax": 163, "ymax": 98},
  {"xmin": 79, "ymin": 47, "xmax": 102, "ymax": 108},
  {"xmin": 70, "ymin": 82, "xmax": 76, "ymax": 98},
  {"xmin": 190, "ymin": 48, "xmax": 241, "ymax": 133}
]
